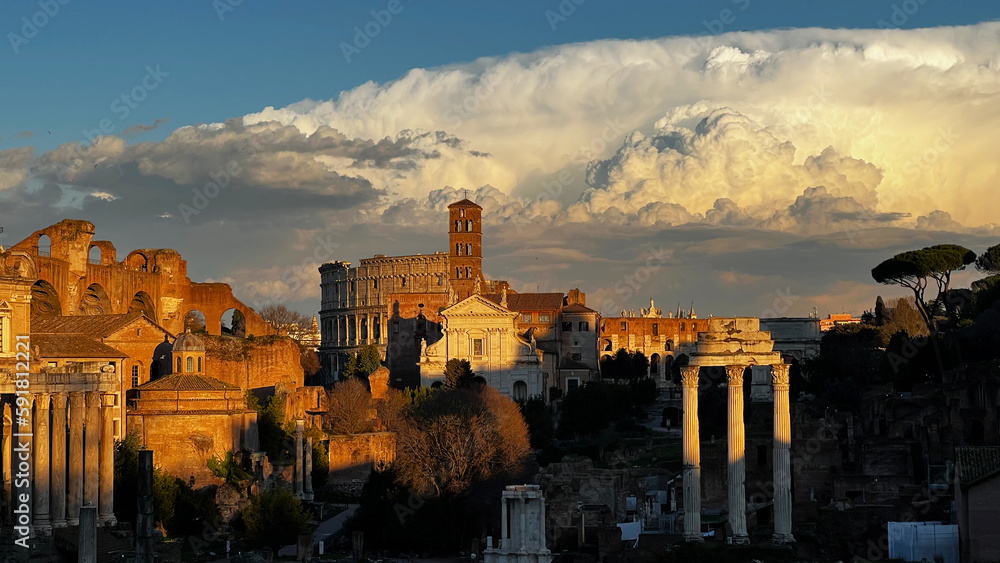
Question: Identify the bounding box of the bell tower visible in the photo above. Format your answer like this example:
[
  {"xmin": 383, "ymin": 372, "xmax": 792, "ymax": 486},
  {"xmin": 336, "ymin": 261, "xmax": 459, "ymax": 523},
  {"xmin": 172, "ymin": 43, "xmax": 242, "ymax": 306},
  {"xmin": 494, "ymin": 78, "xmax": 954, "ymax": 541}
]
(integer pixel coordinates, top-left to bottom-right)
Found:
[{"xmin": 448, "ymin": 198, "xmax": 483, "ymax": 300}]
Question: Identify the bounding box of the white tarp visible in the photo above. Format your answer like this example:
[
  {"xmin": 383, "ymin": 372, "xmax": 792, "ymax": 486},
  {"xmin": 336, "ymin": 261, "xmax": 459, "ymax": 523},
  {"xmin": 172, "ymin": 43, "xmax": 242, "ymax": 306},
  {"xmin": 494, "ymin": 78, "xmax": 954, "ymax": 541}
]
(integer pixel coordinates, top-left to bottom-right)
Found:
[{"xmin": 888, "ymin": 522, "xmax": 959, "ymax": 563}]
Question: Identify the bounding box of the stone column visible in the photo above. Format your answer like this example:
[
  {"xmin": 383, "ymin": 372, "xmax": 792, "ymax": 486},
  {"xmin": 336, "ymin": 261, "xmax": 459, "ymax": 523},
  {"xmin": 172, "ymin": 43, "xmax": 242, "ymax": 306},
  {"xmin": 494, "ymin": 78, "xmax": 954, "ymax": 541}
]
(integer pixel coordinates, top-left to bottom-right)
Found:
[
  {"xmin": 2, "ymin": 400, "xmax": 11, "ymax": 526},
  {"xmin": 771, "ymin": 364, "xmax": 794, "ymax": 544},
  {"xmin": 33, "ymin": 393, "xmax": 52, "ymax": 533},
  {"xmin": 67, "ymin": 392, "xmax": 85, "ymax": 525},
  {"xmin": 99, "ymin": 394, "xmax": 116, "ymax": 525},
  {"xmin": 725, "ymin": 365, "xmax": 749, "ymax": 544},
  {"xmin": 680, "ymin": 365, "xmax": 703, "ymax": 542},
  {"xmin": 304, "ymin": 436, "xmax": 314, "ymax": 501},
  {"xmin": 50, "ymin": 394, "xmax": 67, "ymax": 528},
  {"xmin": 84, "ymin": 391, "xmax": 101, "ymax": 509},
  {"xmin": 501, "ymin": 495, "xmax": 508, "ymax": 544},
  {"xmin": 294, "ymin": 420, "xmax": 304, "ymax": 498}
]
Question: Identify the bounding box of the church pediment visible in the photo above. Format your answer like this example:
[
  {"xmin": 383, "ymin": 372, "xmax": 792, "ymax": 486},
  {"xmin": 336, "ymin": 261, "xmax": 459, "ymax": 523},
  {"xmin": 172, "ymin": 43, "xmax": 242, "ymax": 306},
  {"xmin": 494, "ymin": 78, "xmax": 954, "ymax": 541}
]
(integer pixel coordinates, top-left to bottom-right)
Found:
[{"xmin": 442, "ymin": 294, "xmax": 516, "ymax": 318}]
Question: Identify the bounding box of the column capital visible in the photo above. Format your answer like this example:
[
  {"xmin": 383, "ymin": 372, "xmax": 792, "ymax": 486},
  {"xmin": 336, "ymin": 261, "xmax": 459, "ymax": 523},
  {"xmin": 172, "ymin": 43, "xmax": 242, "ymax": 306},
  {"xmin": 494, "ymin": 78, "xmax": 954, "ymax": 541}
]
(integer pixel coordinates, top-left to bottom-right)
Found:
[
  {"xmin": 680, "ymin": 365, "xmax": 700, "ymax": 388},
  {"xmin": 33, "ymin": 392, "xmax": 51, "ymax": 407},
  {"xmin": 771, "ymin": 364, "xmax": 790, "ymax": 387},
  {"xmin": 101, "ymin": 393, "xmax": 116, "ymax": 409},
  {"xmin": 725, "ymin": 365, "xmax": 747, "ymax": 386},
  {"xmin": 51, "ymin": 393, "xmax": 68, "ymax": 410},
  {"xmin": 85, "ymin": 390, "xmax": 102, "ymax": 407},
  {"xmin": 69, "ymin": 391, "xmax": 86, "ymax": 408}
]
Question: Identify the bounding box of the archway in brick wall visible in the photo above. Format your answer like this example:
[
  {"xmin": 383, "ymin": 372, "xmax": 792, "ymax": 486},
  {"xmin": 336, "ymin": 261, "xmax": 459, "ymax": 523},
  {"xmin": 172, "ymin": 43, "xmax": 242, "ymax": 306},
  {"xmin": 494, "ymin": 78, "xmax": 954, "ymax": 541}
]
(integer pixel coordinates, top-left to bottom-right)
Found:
[
  {"xmin": 30, "ymin": 280, "xmax": 61, "ymax": 317},
  {"xmin": 78, "ymin": 283, "xmax": 112, "ymax": 315},
  {"xmin": 221, "ymin": 308, "xmax": 246, "ymax": 338},
  {"xmin": 129, "ymin": 291, "xmax": 156, "ymax": 322},
  {"xmin": 184, "ymin": 310, "xmax": 207, "ymax": 333}
]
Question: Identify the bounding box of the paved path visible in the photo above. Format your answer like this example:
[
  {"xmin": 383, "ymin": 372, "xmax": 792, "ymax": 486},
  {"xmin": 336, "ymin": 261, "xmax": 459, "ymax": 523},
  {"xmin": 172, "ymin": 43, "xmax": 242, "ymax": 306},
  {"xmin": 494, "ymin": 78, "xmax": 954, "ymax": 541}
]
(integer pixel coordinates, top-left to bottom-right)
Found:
[{"xmin": 277, "ymin": 503, "xmax": 359, "ymax": 557}]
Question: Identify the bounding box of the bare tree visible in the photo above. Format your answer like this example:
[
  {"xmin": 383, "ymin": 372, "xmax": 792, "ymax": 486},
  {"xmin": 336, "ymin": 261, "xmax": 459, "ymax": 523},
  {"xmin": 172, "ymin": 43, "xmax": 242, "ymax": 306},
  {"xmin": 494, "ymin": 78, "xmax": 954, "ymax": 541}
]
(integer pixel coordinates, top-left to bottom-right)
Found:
[
  {"xmin": 393, "ymin": 386, "xmax": 530, "ymax": 498},
  {"xmin": 259, "ymin": 304, "xmax": 311, "ymax": 330},
  {"xmin": 324, "ymin": 378, "xmax": 374, "ymax": 435}
]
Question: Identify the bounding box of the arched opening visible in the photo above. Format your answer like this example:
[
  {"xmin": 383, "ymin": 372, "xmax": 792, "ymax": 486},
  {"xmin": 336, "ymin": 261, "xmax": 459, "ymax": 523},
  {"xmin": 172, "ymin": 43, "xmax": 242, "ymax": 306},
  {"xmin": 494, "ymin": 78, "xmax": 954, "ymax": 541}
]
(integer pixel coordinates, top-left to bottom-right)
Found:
[
  {"xmin": 197, "ymin": 357, "xmax": 203, "ymax": 372},
  {"xmin": 30, "ymin": 280, "xmax": 62, "ymax": 317},
  {"xmin": 665, "ymin": 340, "xmax": 673, "ymax": 352},
  {"xmin": 176, "ymin": 357, "xmax": 182, "ymax": 372},
  {"xmin": 129, "ymin": 291, "xmax": 156, "ymax": 322},
  {"xmin": 37, "ymin": 234, "xmax": 52, "ymax": 257},
  {"xmin": 650, "ymin": 354, "xmax": 661, "ymax": 378},
  {"xmin": 221, "ymin": 308, "xmax": 246, "ymax": 338},
  {"xmin": 186, "ymin": 356, "xmax": 194, "ymax": 372},
  {"xmin": 512, "ymin": 380, "xmax": 528, "ymax": 402},
  {"xmin": 431, "ymin": 381, "xmax": 443, "ymax": 389},
  {"xmin": 78, "ymin": 283, "xmax": 112, "ymax": 315},
  {"xmin": 88, "ymin": 245, "xmax": 102, "ymax": 265},
  {"xmin": 602, "ymin": 338, "xmax": 612, "ymax": 352},
  {"xmin": 125, "ymin": 252, "xmax": 149, "ymax": 272},
  {"xmin": 184, "ymin": 310, "xmax": 207, "ymax": 333}
]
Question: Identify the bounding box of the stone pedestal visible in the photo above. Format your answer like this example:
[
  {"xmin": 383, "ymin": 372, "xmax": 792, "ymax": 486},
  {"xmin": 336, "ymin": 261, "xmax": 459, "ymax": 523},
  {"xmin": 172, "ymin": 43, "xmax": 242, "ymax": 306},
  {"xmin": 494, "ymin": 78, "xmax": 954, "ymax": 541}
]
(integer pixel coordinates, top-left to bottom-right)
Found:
[
  {"xmin": 50, "ymin": 394, "xmax": 68, "ymax": 528},
  {"xmin": 771, "ymin": 364, "xmax": 794, "ymax": 544},
  {"xmin": 725, "ymin": 366, "xmax": 749, "ymax": 544},
  {"xmin": 68, "ymin": 393, "xmax": 85, "ymax": 525},
  {"xmin": 33, "ymin": 393, "xmax": 52, "ymax": 533},
  {"xmin": 99, "ymin": 394, "xmax": 116, "ymax": 525},
  {"xmin": 84, "ymin": 392, "xmax": 101, "ymax": 509},
  {"xmin": 680, "ymin": 365, "xmax": 703, "ymax": 542}
]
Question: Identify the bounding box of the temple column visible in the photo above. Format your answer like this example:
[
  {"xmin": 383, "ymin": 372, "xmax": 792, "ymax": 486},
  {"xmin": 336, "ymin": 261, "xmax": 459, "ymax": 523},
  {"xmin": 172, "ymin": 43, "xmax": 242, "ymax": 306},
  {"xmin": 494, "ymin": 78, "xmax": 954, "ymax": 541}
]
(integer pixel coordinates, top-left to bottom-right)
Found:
[
  {"xmin": 771, "ymin": 364, "xmax": 794, "ymax": 544},
  {"xmin": 50, "ymin": 394, "xmax": 67, "ymax": 528},
  {"xmin": 726, "ymin": 365, "xmax": 749, "ymax": 544},
  {"xmin": 33, "ymin": 393, "xmax": 52, "ymax": 533},
  {"xmin": 680, "ymin": 365, "xmax": 703, "ymax": 542},
  {"xmin": 84, "ymin": 391, "xmax": 101, "ymax": 510},
  {"xmin": 294, "ymin": 420, "xmax": 304, "ymax": 498},
  {"xmin": 2, "ymin": 400, "xmax": 11, "ymax": 526},
  {"xmin": 99, "ymin": 394, "xmax": 116, "ymax": 525},
  {"xmin": 68, "ymin": 392, "xmax": 84, "ymax": 525},
  {"xmin": 304, "ymin": 436, "xmax": 314, "ymax": 501}
]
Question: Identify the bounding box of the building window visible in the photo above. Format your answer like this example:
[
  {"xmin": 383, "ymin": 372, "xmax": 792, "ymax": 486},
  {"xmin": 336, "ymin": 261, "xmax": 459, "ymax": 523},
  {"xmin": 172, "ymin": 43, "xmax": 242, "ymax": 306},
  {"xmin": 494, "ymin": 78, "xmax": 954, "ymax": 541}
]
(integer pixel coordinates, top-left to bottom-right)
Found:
[
  {"xmin": 652, "ymin": 323, "xmax": 659, "ymax": 336},
  {"xmin": 522, "ymin": 313, "xmax": 532, "ymax": 323},
  {"xmin": 455, "ymin": 220, "xmax": 462, "ymax": 232},
  {"xmin": 176, "ymin": 357, "xmax": 182, "ymax": 372},
  {"xmin": 466, "ymin": 220, "xmax": 473, "ymax": 231},
  {"xmin": 198, "ymin": 357, "xmax": 203, "ymax": 372},
  {"xmin": 571, "ymin": 353, "xmax": 582, "ymax": 361},
  {"xmin": 539, "ymin": 314, "xmax": 550, "ymax": 323},
  {"xmin": 466, "ymin": 243, "xmax": 472, "ymax": 255},
  {"xmin": 680, "ymin": 322, "xmax": 685, "ymax": 331},
  {"xmin": 620, "ymin": 321, "xmax": 627, "ymax": 331},
  {"xmin": 373, "ymin": 278, "xmax": 378, "ymax": 290},
  {"xmin": 472, "ymin": 338, "xmax": 485, "ymax": 357},
  {"xmin": 438, "ymin": 275, "xmax": 444, "ymax": 285},
  {"xmin": 579, "ymin": 321, "xmax": 589, "ymax": 332},
  {"xmin": 186, "ymin": 356, "xmax": 194, "ymax": 372},
  {"xmin": 513, "ymin": 380, "xmax": 527, "ymax": 402},
  {"xmin": 456, "ymin": 243, "xmax": 462, "ymax": 256},
  {"xmin": 466, "ymin": 267, "xmax": 472, "ymax": 278},
  {"xmin": 562, "ymin": 322, "xmax": 572, "ymax": 332},
  {"xmin": 692, "ymin": 322, "xmax": 698, "ymax": 331},
  {"xmin": 460, "ymin": 209, "xmax": 466, "ymax": 218},
  {"xmin": 132, "ymin": 365, "xmax": 139, "ymax": 388},
  {"xmin": 456, "ymin": 268, "xmax": 462, "ymax": 279},
  {"xmin": 401, "ymin": 277, "xmax": 408, "ymax": 288},
  {"xmin": 567, "ymin": 378, "xmax": 580, "ymax": 393}
]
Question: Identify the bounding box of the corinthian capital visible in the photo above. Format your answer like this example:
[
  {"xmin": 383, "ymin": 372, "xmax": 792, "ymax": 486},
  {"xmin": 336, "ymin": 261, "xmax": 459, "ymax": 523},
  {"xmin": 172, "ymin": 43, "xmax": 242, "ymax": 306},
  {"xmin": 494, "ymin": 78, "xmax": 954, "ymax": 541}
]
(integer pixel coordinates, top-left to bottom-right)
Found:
[
  {"xmin": 680, "ymin": 365, "xmax": 700, "ymax": 388},
  {"xmin": 771, "ymin": 364, "xmax": 790, "ymax": 387},
  {"xmin": 725, "ymin": 365, "xmax": 747, "ymax": 387}
]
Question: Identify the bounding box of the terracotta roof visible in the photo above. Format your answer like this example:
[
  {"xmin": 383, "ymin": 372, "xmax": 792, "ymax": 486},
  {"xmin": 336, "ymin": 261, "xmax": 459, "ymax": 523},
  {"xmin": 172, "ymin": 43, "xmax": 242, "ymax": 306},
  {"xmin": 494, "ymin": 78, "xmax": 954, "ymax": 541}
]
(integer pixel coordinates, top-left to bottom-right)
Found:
[
  {"xmin": 447, "ymin": 198, "xmax": 481, "ymax": 209},
  {"xmin": 32, "ymin": 333, "xmax": 127, "ymax": 359},
  {"xmin": 562, "ymin": 303, "xmax": 597, "ymax": 314},
  {"xmin": 31, "ymin": 312, "xmax": 162, "ymax": 338},
  {"xmin": 484, "ymin": 292, "xmax": 564, "ymax": 312},
  {"xmin": 137, "ymin": 374, "xmax": 240, "ymax": 391},
  {"xmin": 957, "ymin": 446, "xmax": 1000, "ymax": 486}
]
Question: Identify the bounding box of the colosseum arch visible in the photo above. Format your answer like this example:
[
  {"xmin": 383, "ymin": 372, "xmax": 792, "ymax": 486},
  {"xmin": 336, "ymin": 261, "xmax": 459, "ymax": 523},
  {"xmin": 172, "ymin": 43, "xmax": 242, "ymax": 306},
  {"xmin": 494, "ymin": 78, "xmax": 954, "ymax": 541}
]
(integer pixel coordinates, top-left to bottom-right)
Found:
[
  {"xmin": 30, "ymin": 280, "xmax": 62, "ymax": 317},
  {"xmin": 129, "ymin": 291, "xmax": 157, "ymax": 322},
  {"xmin": 36, "ymin": 234, "xmax": 52, "ymax": 256},
  {"xmin": 78, "ymin": 283, "xmax": 113, "ymax": 315},
  {"xmin": 124, "ymin": 251, "xmax": 149, "ymax": 272}
]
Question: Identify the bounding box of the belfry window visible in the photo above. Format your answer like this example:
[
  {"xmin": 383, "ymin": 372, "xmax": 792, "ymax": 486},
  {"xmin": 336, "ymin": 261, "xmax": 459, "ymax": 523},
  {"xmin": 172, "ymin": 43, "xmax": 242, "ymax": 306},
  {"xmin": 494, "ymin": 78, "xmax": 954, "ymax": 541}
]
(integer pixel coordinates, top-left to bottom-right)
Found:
[
  {"xmin": 466, "ymin": 243, "xmax": 472, "ymax": 255},
  {"xmin": 455, "ymin": 220, "xmax": 462, "ymax": 232},
  {"xmin": 466, "ymin": 219, "xmax": 473, "ymax": 231},
  {"xmin": 456, "ymin": 243, "xmax": 462, "ymax": 256},
  {"xmin": 456, "ymin": 268, "xmax": 462, "ymax": 278},
  {"xmin": 460, "ymin": 209, "xmax": 466, "ymax": 218}
]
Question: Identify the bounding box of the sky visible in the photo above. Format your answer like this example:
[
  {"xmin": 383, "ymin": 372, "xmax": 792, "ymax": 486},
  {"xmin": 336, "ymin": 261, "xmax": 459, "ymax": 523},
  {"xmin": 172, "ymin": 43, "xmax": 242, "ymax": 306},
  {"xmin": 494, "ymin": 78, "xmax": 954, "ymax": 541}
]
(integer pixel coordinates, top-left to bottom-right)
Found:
[{"xmin": 1, "ymin": 1, "xmax": 999, "ymax": 318}]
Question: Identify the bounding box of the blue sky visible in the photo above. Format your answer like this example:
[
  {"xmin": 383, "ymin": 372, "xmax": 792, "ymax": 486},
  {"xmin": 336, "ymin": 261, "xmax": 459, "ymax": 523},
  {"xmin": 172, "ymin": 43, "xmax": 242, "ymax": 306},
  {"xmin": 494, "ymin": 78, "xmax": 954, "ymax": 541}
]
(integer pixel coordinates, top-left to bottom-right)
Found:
[
  {"xmin": 1, "ymin": 1, "xmax": 998, "ymax": 317},
  {"xmin": 2, "ymin": 0, "xmax": 996, "ymax": 152}
]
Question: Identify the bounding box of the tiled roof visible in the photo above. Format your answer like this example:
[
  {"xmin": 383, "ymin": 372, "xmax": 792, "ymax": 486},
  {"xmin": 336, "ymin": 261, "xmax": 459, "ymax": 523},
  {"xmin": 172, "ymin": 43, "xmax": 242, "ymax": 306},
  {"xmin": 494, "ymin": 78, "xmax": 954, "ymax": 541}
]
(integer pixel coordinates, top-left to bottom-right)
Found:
[
  {"xmin": 956, "ymin": 446, "xmax": 1000, "ymax": 486},
  {"xmin": 484, "ymin": 292, "xmax": 564, "ymax": 312},
  {"xmin": 32, "ymin": 334, "xmax": 127, "ymax": 359},
  {"xmin": 137, "ymin": 374, "xmax": 240, "ymax": 391},
  {"xmin": 448, "ymin": 198, "xmax": 481, "ymax": 208},
  {"xmin": 31, "ymin": 312, "xmax": 159, "ymax": 338},
  {"xmin": 562, "ymin": 303, "xmax": 597, "ymax": 314}
]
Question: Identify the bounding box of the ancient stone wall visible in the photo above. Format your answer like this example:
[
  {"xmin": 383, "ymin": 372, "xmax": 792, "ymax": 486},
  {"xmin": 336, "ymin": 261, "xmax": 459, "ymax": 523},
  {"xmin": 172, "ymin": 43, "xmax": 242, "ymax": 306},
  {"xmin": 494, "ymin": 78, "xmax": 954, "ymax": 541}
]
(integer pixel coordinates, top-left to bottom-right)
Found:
[
  {"xmin": 327, "ymin": 432, "xmax": 395, "ymax": 473},
  {"xmin": 201, "ymin": 335, "xmax": 304, "ymax": 391}
]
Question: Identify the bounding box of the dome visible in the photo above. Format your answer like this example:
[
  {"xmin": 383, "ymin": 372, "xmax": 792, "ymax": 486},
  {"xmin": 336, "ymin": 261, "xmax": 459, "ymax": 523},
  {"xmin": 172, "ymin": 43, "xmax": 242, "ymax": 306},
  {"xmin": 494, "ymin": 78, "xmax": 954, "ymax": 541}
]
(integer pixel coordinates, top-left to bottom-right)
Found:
[{"xmin": 172, "ymin": 331, "xmax": 206, "ymax": 352}]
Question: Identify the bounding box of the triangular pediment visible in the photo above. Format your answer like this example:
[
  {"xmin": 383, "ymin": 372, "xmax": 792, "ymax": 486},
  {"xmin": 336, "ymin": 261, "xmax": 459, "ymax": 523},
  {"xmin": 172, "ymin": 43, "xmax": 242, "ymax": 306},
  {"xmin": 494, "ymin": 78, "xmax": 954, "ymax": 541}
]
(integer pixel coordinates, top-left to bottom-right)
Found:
[
  {"xmin": 0, "ymin": 300, "xmax": 10, "ymax": 310},
  {"xmin": 105, "ymin": 313, "xmax": 174, "ymax": 340},
  {"xmin": 442, "ymin": 294, "xmax": 516, "ymax": 317}
]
